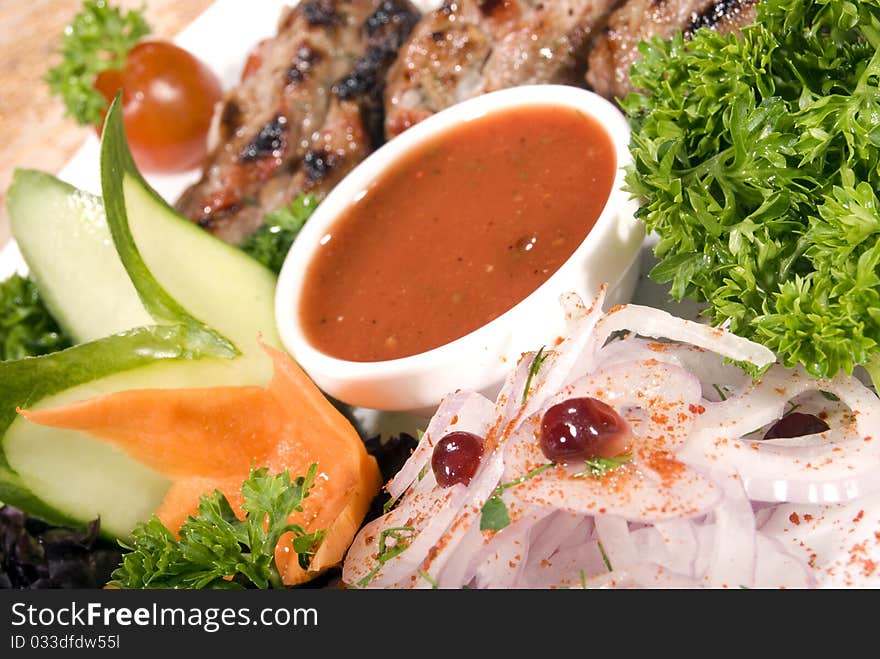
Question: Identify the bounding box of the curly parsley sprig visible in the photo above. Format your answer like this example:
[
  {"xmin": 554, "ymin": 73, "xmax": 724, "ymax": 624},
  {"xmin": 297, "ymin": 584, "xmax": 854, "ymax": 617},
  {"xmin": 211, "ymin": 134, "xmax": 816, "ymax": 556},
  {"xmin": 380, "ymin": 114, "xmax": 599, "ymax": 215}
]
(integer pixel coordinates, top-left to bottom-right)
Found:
[
  {"xmin": 110, "ymin": 465, "xmax": 324, "ymax": 589},
  {"xmin": 622, "ymin": 0, "xmax": 880, "ymax": 388},
  {"xmin": 0, "ymin": 275, "xmax": 70, "ymax": 361},
  {"xmin": 242, "ymin": 194, "xmax": 319, "ymax": 273},
  {"xmin": 47, "ymin": 0, "xmax": 150, "ymax": 126}
]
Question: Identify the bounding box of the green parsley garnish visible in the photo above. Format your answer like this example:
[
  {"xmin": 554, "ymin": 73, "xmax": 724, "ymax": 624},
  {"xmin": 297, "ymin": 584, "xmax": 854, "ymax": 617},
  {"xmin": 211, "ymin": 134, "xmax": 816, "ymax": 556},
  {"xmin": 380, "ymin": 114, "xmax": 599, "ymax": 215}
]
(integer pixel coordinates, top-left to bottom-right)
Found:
[
  {"xmin": 480, "ymin": 463, "xmax": 554, "ymax": 532},
  {"xmin": 479, "ymin": 495, "xmax": 511, "ymax": 533},
  {"xmin": 521, "ymin": 346, "xmax": 549, "ymax": 404},
  {"xmin": 110, "ymin": 464, "xmax": 324, "ymax": 589},
  {"xmin": 354, "ymin": 526, "xmax": 416, "ymax": 588},
  {"xmin": 622, "ymin": 0, "xmax": 880, "ymax": 389},
  {"xmin": 0, "ymin": 274, "xmax": 71, "ymax": 361},
  {"xmin": 598, "ymin": 540, "xmax": 612, "ymax": 572},
  {"xmin": 573, "ymin": 454, "xmax": 632, "ymax": 479},
  {"xmin": 242, "ymin": 194, "xmax": 318, "ymax": 273},
  {"xmin": 47, "ymin": 0, "xmax": 150, "ymax": 126},
  {"xmin": 711, "ymin": 384, "xmax": 728, "ymax": 402},
  {"xmin": 418, "ymin": 569, "xmax": 439, "ymax": 589}
]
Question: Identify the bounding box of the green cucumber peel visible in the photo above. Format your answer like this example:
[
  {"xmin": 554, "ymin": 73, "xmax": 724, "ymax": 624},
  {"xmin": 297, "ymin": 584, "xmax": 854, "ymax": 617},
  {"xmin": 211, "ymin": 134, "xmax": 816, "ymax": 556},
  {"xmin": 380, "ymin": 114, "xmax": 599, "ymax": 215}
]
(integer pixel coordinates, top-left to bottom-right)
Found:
[
  {"xmin": 0, "ymin": 325, "xmax": 207, "ymax": 527},
  {"xmin": 100, "ymin": 95, "xmax": 237, "ymax": 359}
]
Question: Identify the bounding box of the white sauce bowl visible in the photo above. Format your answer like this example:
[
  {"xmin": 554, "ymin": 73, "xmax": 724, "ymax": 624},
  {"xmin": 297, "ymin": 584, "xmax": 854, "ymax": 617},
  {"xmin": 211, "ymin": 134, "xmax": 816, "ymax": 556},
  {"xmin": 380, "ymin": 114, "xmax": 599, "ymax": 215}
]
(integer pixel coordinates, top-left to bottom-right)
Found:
[{"xmin": 275, "ymin": 85, "xmax": 644, "ymax": 414}]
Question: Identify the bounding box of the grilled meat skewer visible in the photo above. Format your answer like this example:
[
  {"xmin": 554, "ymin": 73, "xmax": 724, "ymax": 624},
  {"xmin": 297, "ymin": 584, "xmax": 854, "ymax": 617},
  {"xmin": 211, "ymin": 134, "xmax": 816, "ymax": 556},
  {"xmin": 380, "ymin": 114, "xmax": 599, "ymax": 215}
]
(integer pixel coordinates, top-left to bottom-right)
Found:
[
  {"xmin": 586, "ymin": 0, "xmax": 757, "ymax": 101},
  {"xmin": 176, "ymin": 0, "xmax": 419, "ymax": 245},
  {"xmin": 384, "ymin": 0, "xmax": 618, "ymax": 138}
]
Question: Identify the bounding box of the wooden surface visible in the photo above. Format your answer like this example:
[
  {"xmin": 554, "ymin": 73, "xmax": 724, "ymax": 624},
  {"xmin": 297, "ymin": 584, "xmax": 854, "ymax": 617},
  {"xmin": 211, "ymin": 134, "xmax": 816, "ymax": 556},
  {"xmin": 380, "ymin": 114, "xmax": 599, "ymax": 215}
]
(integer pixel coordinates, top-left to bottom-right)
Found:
[{"xmin": 0, "ymin": 0, "xmax": 214, "ymax": 248}]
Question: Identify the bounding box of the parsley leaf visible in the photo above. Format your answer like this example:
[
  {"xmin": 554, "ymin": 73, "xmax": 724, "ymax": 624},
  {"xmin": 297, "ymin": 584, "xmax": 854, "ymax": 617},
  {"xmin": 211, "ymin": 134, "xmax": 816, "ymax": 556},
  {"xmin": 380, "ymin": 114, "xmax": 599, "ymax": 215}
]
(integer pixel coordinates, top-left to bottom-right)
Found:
[
  {"xmin": 110, "ymin": 465, "xmax": 323, "ymax": 589},
  {"xmin": 479, "ymin": 463, "xmax": 554, "ymax": 532},
  {"xmin": 622, "ymin": 0, "xmax": 880, "ymax": 388},
  {"xmin": 573, "ymin": 454, "xmax": 632, "ymax": 479},
  {"xmin": 598, "ymin": 541, "xmax": 612, "ymax": 572},
  {"xmin": 479, "ymin": 495, "xmax": 511, "ymax": 532},
  {"xmin": 353, "ymin": 526, "xmax": 416, "ymax": 588},
  {"xmin": 0, "ymin": 274, "xmax": 71, "ymax": 361},
  {"xmin": 521, "ymin": 346, "xmax": 549, "ymax": 404},
  {"xmin": 241, "ymin": 194, "xmax": 318, "ymax": 273},
  {"xmin": 418, "ymin": 569, "xmax": 439, "ymax": 589},
  {"xmin": 46, "ymin": 1, "xmax": 150, "ymax": 126}
]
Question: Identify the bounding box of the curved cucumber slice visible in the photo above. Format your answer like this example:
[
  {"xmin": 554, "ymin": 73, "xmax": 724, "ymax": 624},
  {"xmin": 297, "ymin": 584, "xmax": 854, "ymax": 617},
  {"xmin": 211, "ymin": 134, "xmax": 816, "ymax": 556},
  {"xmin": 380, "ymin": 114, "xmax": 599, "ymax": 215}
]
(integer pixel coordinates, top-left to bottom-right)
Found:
[
  {"xmin": 0, "ymin": 327, "xmax": 201, "ymax": 532},
  {"xmin": 0, "ymin": 99, "xmax": 283, "ymax": 536},
  {"xmin": 7, "ymin": 169, "xmax": 152, "ymax": 343}
]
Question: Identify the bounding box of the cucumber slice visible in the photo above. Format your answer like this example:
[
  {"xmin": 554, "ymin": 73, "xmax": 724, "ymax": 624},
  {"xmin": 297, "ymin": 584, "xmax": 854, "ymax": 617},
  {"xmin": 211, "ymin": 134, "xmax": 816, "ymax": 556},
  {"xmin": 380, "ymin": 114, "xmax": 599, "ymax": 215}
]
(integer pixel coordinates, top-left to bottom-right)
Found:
[
  {"xmin": 100, "ymin": 99, "xmax": 281, "ymax": 379},
  {"xmin": 4, "ymin": 395, "xmax": 171, "ymax": 538},
  {"xmin": 6, "ymin": 169, "xmax": 153, "ymax": 343},
  {"xmin": 0, "ymin": 99, "xmax": 283, "ymax": 536},
  {"xmin": 0, "ymin": 327, "xmax": 203, "ymax": 533}
]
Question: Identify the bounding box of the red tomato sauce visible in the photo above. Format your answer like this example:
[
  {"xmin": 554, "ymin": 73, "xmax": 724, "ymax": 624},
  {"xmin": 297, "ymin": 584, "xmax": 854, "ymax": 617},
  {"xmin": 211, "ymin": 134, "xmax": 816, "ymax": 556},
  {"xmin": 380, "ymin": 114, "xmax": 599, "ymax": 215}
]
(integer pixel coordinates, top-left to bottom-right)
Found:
[{"xmin": 300, "ymin": 104, "xmax": 616, "ymax": 362}]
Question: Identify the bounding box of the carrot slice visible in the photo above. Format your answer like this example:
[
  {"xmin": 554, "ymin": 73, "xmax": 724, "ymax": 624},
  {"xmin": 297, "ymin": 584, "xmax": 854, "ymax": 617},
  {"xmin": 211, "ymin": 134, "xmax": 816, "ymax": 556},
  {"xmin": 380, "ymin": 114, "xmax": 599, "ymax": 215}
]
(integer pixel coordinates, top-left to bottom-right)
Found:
[{"xmin": 19, "ymin": 342, "xmax": 380, "ymax": 585}]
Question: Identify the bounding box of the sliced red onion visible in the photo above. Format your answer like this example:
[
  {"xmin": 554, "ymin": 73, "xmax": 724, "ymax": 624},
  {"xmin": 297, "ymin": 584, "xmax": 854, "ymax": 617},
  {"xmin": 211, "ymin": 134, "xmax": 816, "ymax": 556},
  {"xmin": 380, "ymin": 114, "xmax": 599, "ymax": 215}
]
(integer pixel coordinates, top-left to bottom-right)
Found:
[
  {"xmin": 647, "ymin": 519, "xmax": 699, "ymax": 577},
  {"xmin": 342, "ymin": 483, "xmax": 467, "ymax": 587},
  {"xmin": 593, "ymin": 304, "xmax": 776, "ymax": 369},
  {"xmin": 343, "ymin": 291, "xmax": 879, "ymax": 588},
  {"xmin": 702, "ymin": 471, "xmax": 757, "ymax": 588},
  {"xmin": 518, "ymin": 288, "xmax": 608, "ymax": 421},
  {"xmin": 680, "ymin": 365, "xmax": 880, "ymax": 504},
  {"xmin": 386, "ymin": 390, "xmax": 494, "ymax": 500},
  {"xmin": 758, "ymin": 494, "xmax": 880, "ymax": 587},
  {"xmin": 754, "ymin": 534, "xmax": 814, "ymax": 589}
]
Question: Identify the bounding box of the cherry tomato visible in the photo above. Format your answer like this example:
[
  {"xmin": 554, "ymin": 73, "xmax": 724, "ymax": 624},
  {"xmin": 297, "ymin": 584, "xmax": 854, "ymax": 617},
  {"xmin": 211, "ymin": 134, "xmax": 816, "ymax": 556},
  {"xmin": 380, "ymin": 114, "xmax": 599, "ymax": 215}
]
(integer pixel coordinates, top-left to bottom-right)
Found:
[{"xmin": 94, "ymin": 41, "xmax": 222, "ymax": 173}]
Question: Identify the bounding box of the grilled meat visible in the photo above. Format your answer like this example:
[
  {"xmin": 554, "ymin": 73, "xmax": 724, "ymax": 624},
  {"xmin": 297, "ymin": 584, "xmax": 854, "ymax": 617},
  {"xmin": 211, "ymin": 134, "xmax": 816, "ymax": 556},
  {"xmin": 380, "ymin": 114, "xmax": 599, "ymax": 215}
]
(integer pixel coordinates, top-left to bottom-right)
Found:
[
  {"xmin": 263, "ymin": 1, "xmax": 420, "ymax": 218},
  {"xmin": 382, "ymin": 2, "xmax": 498, "ymax": 137},
  {"xmin": 384, "ymin": 0, "xmax": 617, "ymax": 138},
  {"xmin": 482, "ymin": 0, "xmax": 617, "ymax": 91},
  {"xmin": 586, "ymin": 0, "xmax": 757, "ymax": 100},
  {"xmin": 176, "ymin": 0, "xmax": 418, "ymax": 245}
]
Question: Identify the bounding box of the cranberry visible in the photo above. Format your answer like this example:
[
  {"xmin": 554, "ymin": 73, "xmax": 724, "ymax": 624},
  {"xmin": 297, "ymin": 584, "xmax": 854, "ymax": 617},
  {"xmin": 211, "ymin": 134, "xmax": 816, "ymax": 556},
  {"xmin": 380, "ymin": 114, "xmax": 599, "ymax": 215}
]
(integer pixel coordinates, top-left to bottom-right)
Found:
[
  {"xmin": 762, "ymin": 412, "xmax": 830, "ymax": 439},
  {"xmin": 539, "ymin": 397, "xmax": 629, "ymax": 463},
  {"xmin": 431, "ymin": 431, "xmax": 485, "ymax": 487}
]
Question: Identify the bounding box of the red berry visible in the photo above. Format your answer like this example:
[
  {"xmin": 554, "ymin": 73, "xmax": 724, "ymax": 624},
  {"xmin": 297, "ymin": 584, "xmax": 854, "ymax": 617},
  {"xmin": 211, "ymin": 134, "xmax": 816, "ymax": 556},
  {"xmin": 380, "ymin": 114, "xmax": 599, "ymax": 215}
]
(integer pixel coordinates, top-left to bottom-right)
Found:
[
  {"xmin": 763, "ymin": 412, "xmax": 829, "ymax": 439},
  {"xmin": 539, "ymin": 397, "xmax": 629, "ymax": 463},
  {"xmin": 431, "ymin": 431, "xmax": 484, "ymax": 487}
]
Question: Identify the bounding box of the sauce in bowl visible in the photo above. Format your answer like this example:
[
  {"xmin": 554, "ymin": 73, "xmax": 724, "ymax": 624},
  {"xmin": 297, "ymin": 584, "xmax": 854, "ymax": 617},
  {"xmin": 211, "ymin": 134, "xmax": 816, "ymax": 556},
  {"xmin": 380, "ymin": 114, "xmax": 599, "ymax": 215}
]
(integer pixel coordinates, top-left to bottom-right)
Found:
[{"xmin": 299, "ymin": 103, "xmax": 616, "ymax": 363}]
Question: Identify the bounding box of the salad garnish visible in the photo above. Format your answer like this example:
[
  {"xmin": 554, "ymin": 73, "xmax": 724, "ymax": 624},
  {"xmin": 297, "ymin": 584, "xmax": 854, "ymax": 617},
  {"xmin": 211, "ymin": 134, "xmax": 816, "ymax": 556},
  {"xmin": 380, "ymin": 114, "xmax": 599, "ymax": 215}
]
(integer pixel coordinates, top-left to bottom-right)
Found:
[
  {"xmin": 353, "ymin": 526, "xmax": 417, "ymax": 589},
  {"xmin": 242, "ymin": 193, "xmax": 319, "ymax": 274},
  {"xmin": 573, "ymin": 455, "xmax": 633, "ymax": 480},
  {"xmin": 342, "ymin": 290, "xmax": 878, "ymax": 588},
  {"xmin": 0, "ymin": 505, "xmax": 120, "ymax": 588},
  {"xmin": 623, "ymin": 0, "xmax": 880, "ymax": 388},
  {"xmin": 521, "ymin": 346, "xmax": 549, "ymax": 404},
  {"xmin": 111, "ymin": 465, "xmax": 324, "ymax": 589},
  {"xmin": 46, "ymin": 0, "xmax": 150, "ymax": 127},
  {"xmin": 480, "ymin": 464, "xmax": 554, "ymax": 532},
  {"xmin": 0, "ymin": 275, "xmax": 70, "ymax": 361},
  {"xmin": 47, "ymin": 0, "xmax": 222, "ymax": 172}
]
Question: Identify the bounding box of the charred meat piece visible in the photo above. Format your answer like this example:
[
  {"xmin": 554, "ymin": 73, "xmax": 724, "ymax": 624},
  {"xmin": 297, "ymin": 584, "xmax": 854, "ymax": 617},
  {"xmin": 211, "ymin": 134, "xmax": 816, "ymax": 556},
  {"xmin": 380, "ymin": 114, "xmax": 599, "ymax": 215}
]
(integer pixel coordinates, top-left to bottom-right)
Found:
[
  {"xmin": 382, "ymin": 2, "xmax": 499, "ymax": 137},
  {"xmin": 586, "ymin": 0, "xmax": 757, "ymax": 100},
  {"xmin": 283, "ymin": 99, "xmax": 369, "ymax": 203},
  {"xmin": 331, "ymin": 0, "xmax": 421, "ymax": 150},
  {"xmin": 384, "ymin": 0, "xmax": 616, "ymax": 138},
  {"xmin": 255, "ymin": 0, "xmax": 420, "ymax": 228},
  {"xmin": 176, "ymin": 1, "xmax": 398, "ymax": 245},
  {"xmin": 481, "ymin": 0, "xmax": 618, "ymax": 92}
]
